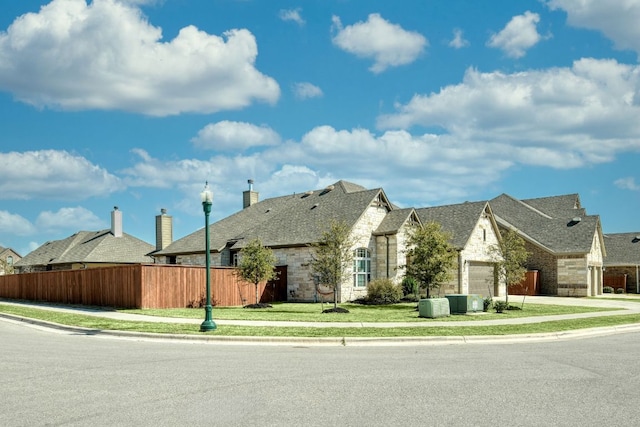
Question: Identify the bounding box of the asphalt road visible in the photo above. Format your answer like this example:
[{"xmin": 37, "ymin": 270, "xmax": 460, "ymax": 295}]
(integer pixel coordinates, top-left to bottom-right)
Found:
[{"xmin": 2, "ymin": 318, "xmax": 639, "ymax": 427}]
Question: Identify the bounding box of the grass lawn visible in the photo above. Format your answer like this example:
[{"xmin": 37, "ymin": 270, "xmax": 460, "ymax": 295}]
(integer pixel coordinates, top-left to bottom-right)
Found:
[
  {"xmin": 120, "ymin": 302, "xmax": 615, "ymax": 323},
  {"xmin": 1, "ymin": 300, "xmax": 637, "ymax": 338}
]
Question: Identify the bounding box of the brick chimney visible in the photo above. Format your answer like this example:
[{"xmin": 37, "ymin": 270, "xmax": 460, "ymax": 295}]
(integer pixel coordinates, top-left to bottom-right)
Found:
[
  {"xmin": 243, "ymin": 179, "xmax": 259, "ymax": 209},
  {"xmin": 111, "ymin": 206, "xmax": 123, "ymax": 237},
  {"xmin": 155, "ymin": 208, "xmax": 173, "ymax": 250}
]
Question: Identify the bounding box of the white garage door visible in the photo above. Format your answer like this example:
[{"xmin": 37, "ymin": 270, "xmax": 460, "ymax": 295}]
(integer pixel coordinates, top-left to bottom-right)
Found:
[{"xmin": 468, "ymin": 262, "xmax": 496, "ymax": 297}]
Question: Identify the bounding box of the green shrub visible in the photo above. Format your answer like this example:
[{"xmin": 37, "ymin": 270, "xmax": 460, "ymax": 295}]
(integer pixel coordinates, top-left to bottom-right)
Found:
[
  {"xmin": 483, "ymin": 297, "xmax": 492, "ymax": 312},
  {"xmin": 401, "ymin": 276, "xmax": 419, "ymax": 297},
  {"xmin": 494, "ymin": 300, "xmax": 509, "ymax": 313},
  {"xmin": 366, "ymin": 279, "xmax": 403, "ymax": 304},
  {"xmin": 615, "ymin": 287, "xmax": 625, "ymax": 294},
  {"xmin": 603, "ymin": 286, "xmax": 614, "ymax": 293}
]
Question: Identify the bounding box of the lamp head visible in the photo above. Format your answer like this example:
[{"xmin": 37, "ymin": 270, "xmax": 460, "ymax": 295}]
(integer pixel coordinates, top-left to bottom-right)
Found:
[{"xmin": 200, "ymin": 181, "xmax": 213, "ymax": 204}]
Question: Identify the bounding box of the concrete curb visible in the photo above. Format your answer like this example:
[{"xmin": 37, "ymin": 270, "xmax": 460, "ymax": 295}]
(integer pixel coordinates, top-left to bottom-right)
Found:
[{"xmin": 4, "ymin": 311, "xmax": 640, "ymax": 347}]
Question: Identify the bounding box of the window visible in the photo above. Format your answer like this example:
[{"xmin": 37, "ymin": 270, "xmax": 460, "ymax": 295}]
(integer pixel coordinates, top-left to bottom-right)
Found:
[
  {"xmin": 7, "ymin": 256, "xmax": 13, "ymax": 265},
  {"xmin": 353, "ymin": 248, "xmax": 371, "ymax": 287}
]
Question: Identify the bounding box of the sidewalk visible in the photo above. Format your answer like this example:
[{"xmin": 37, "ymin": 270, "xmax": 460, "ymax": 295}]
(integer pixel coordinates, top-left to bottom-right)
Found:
[{"xmin": 2, "ymin": 296, "xmax": 640, "ymax": 345}]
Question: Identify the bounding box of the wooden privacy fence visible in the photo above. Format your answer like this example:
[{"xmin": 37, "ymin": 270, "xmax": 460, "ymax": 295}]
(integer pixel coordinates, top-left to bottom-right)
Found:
[
  {"xmin": 0, "ymin": 264, "xmax": 287, "ymax": 309},
  {"xmin": 603, "ymin": 274, "xmax": 627, "ymax": 292},
  {"xmin": 509, "ymin": 270, "xmax": 540, "ymax": 296}
]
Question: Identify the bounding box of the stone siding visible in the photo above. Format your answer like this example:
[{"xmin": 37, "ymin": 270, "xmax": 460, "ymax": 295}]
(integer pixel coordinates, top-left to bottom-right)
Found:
[
  {"xmin": 341, "ymin": 204, "xmax": 390, "ymax": 302},
  {"xmin": 557, "ymin": 255, "xmax": 589, "ymax": 297},
  {"xmin": 375, "ymin": 223, "xmax": 412, "ymax": 285}
]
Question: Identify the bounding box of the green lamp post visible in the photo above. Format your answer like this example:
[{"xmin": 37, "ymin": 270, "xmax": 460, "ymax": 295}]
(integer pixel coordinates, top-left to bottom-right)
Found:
[{"xmin": 200, "ymin": 182, "xmax": 217, "ymax": 332}]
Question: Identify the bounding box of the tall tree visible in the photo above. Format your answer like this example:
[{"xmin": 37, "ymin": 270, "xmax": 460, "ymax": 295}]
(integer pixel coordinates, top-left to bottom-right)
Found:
[
  {"xmin": 237, "ymin": 238, "xmax": 278, "ymax": 306},
  {"xmin": 403, "ymin": 221, "xmax": 457, "ymax": 299},
  {"xmin": 490, "ymin": 229, "xmax": 530, "ymax": 305},
  {"xmin": 310, "ymin": 220, "xmax": 354, "ymax": 310}
]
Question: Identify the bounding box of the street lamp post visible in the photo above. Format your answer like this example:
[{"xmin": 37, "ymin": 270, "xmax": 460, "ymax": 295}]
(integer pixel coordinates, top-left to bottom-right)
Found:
[{"xmin": 200, "ymin": 182, "xmax": 217, "ymax": 332}]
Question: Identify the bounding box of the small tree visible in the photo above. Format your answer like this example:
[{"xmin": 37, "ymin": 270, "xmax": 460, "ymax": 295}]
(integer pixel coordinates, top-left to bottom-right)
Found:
[
  {"xmin": 490, "ymin": 229, "xmax": 530, "ymax": 305},
  {"xmin": 310, "ymin": 220, "xmax": 354, "ymax": 311},
  {"xmin": 0, "ymin": 258, "xmax": 14, "ymax": 275},
  {"xmin": 236, "ymin": 238, "xmax": 278, "ymax": 307},
  {"xmin": 403, "ymin": 221, "xmax": 457, "ymax": 299}
]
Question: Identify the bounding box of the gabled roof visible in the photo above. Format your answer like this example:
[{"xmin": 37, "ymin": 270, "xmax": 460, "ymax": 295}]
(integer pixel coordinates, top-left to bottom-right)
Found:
[
  {"xmin": 157, "ymin": 180, "xmax": 392, "ymax": 255},
  {"xmin": 603, "ymin": 233, "xmax": 640, "ymax": 266},
  {"xmin": 490, "ymin": 193, "xmax": 602, "ymax": 255},
  {"xmin": 374, "ymin": 208, "xmax": 420, "ymax": 235},
  {"xmin": 0, "ymin": 246, "xmax": 21, "ymax": 258},
  {"xmin": 15, "ymin": 230, "xmax": 154, "ymax": 267},
  {"xmin": 415, "ymin": 201, "xmax": 493, "ymax": 249}
]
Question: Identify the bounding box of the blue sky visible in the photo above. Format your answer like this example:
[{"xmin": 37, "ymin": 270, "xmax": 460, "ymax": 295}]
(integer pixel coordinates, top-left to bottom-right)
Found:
[{"xmin": 1, "ymin": 0, "xmax": 640, "ymax": 257}]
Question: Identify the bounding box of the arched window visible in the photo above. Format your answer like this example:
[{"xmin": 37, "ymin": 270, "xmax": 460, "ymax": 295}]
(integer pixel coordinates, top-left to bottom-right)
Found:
[
  {"xmin": 7, "ymin": 256, "xmax": 13, "ymax": 265},
  {"xmin": 353, "ymin": 248, "xmax": 371, "ymax": 287}
]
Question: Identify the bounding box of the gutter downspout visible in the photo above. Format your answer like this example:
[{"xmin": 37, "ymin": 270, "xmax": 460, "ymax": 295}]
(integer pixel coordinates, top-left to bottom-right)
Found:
[
  {"xmin": 457, "ymin": 250, "xmax": 463, "ymax": 294},
  {"xmin": 385, "ymin": 235, "xmax": 390, "ymax": 278},
  {"xmin": 637, "ymin": 265, "xmax": 639, "ymax": 294}
]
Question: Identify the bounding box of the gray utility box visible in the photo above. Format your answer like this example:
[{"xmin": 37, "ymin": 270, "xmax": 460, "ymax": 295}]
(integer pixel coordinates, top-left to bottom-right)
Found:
[
  {"xmin": 418, "ymin": 298, "xmax": 450, "ymax": 318},
  {"xmin": 445, "ymin": 294, "xmax": 484, "ymax": 314}
]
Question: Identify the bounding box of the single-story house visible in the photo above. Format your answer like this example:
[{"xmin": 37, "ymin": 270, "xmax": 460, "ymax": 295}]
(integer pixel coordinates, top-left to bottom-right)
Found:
[
  {"xmin": 489, "ymin": 193, "xmax": 605, "ymax": 297},
  {"xmin": 15, "ymin": 207, "xmax": 155, "ymax": 273},
  {"xmin": 0, "ymin": 246, "xmax": 21, "ymax": 275},
  {"xmin": 416, "ymin": 201, "xmax": 504, "ymax": 298},
  {"xmin": 603, "ymin": 233, "xmax": 640, "ymax": 293},
  {"xmin": 155, "ymin": 181, "xmax": 410, "ymax": 302}
]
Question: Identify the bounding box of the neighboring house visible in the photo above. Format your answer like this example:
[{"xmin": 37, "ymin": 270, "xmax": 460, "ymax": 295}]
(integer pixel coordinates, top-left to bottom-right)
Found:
[
  {"xmin": 489, "ymin": 193, "xmax": 605, "ymax": 297},
  {"xmin": 416, "ymin": 201, "xmax": 504, "ymax": 298},
  {"xmin": 0, "ymin": 246, "xmax": 21, "ymax": 275},
  {"xmin": 603, "ymin": 233, "xmax": 640, "ymax": 293},
  {"xmin": 154, "ymin": 180, "xmax": 417, "ymax": 302},
  {"xmin": 14, "ymin": 207, "xmax": 155, "ymax": 273}
]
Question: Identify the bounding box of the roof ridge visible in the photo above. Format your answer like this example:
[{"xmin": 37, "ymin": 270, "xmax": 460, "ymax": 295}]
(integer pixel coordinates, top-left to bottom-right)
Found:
[{"xmin": 498, "ymin": 193, "xmax": 553, "ymax": 219}]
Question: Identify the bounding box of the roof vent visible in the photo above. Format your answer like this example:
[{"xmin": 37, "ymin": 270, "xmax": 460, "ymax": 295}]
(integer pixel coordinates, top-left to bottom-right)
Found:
[
  {"xmin": 301, "ymin": 190, "xmax": 314, "ymax": 198},
  {"xmin": 311, "ymin": 203, "xmax": 319, "ymax": 210},
  {"xmin": 320, "ymin": 185, "xmax": 335, "ymax": 195},
  {"xmin": 633, "ymin": 236, "xmax": 640, "ymax": 242},
  {"xmin": 568, "ymin": 217, "xmax": 581, "ymax": 226}
]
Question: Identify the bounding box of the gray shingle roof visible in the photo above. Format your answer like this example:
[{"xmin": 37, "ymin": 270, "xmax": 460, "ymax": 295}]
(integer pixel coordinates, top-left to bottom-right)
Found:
[
  {"xmin": 490, "ymin": 193, "xmax": 601, "ymax": 254},
  {"xmin": 603, "ymin": 233, "xmax": 640, "ymax": 266},
  {"xmin": 415, "ymin": 201, "xmax": 490, "ymax": 249},
  {"xmin": 15, "ymin": 230, "xmax": 154, "ymax": 267},
  {"xmin": 374, "ymin": 208, "xmax": 419, "ymax": 235},
  {"xmin": 521, "ymin": 194, "xmax": 582, "ymax": 217},
  {"xmin": 157, "ymin": 180, "xmax": 390, "ymax": 255}
]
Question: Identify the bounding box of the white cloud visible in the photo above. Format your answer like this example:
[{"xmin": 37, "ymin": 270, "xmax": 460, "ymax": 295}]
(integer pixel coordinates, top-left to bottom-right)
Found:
[
  {"xmin": 0, "ymin": 0, "xmax": 279, "ymax": 116},
  {"xmin": 191, "ymin": 121, "xmax": 281, "ymax": 151},
  {"xmin": 0, "ymin": 211, "xmax": 36, "ymax": 236},
  {"xmin": 331, "ymin": 13, "xmax": 427, "ymax": 73},
  {"xmin": 279, "ymin": 8, "xmax": 305, "ymax": 26},
  {"xmin": 378, "ymin": 58, "xmax": 640, "ymax": 169},
  {"xmin": 449, "ymin": 28, "xmax": 469, "ymax": 49},
  {"xmin": 548, "ymin": 0, "xmax": 640, "ymax": 56},
  {"xmin": 0, "ymin": 150, "xmax": 124, "ymax": 200},
  {"xmin": 487, "ymin": 11, "xmax": 542, "ymax": 58},
  {"xmin": 615, "ymin": 177, "xmax": 640, "ymax": 191},
  {"xmin": 36, "ymin": 207, "xmax": 105, "ymax": 232},
  {"xmin": 292, "ymin": 82, "xmax": 323, "ymax": 99}
]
